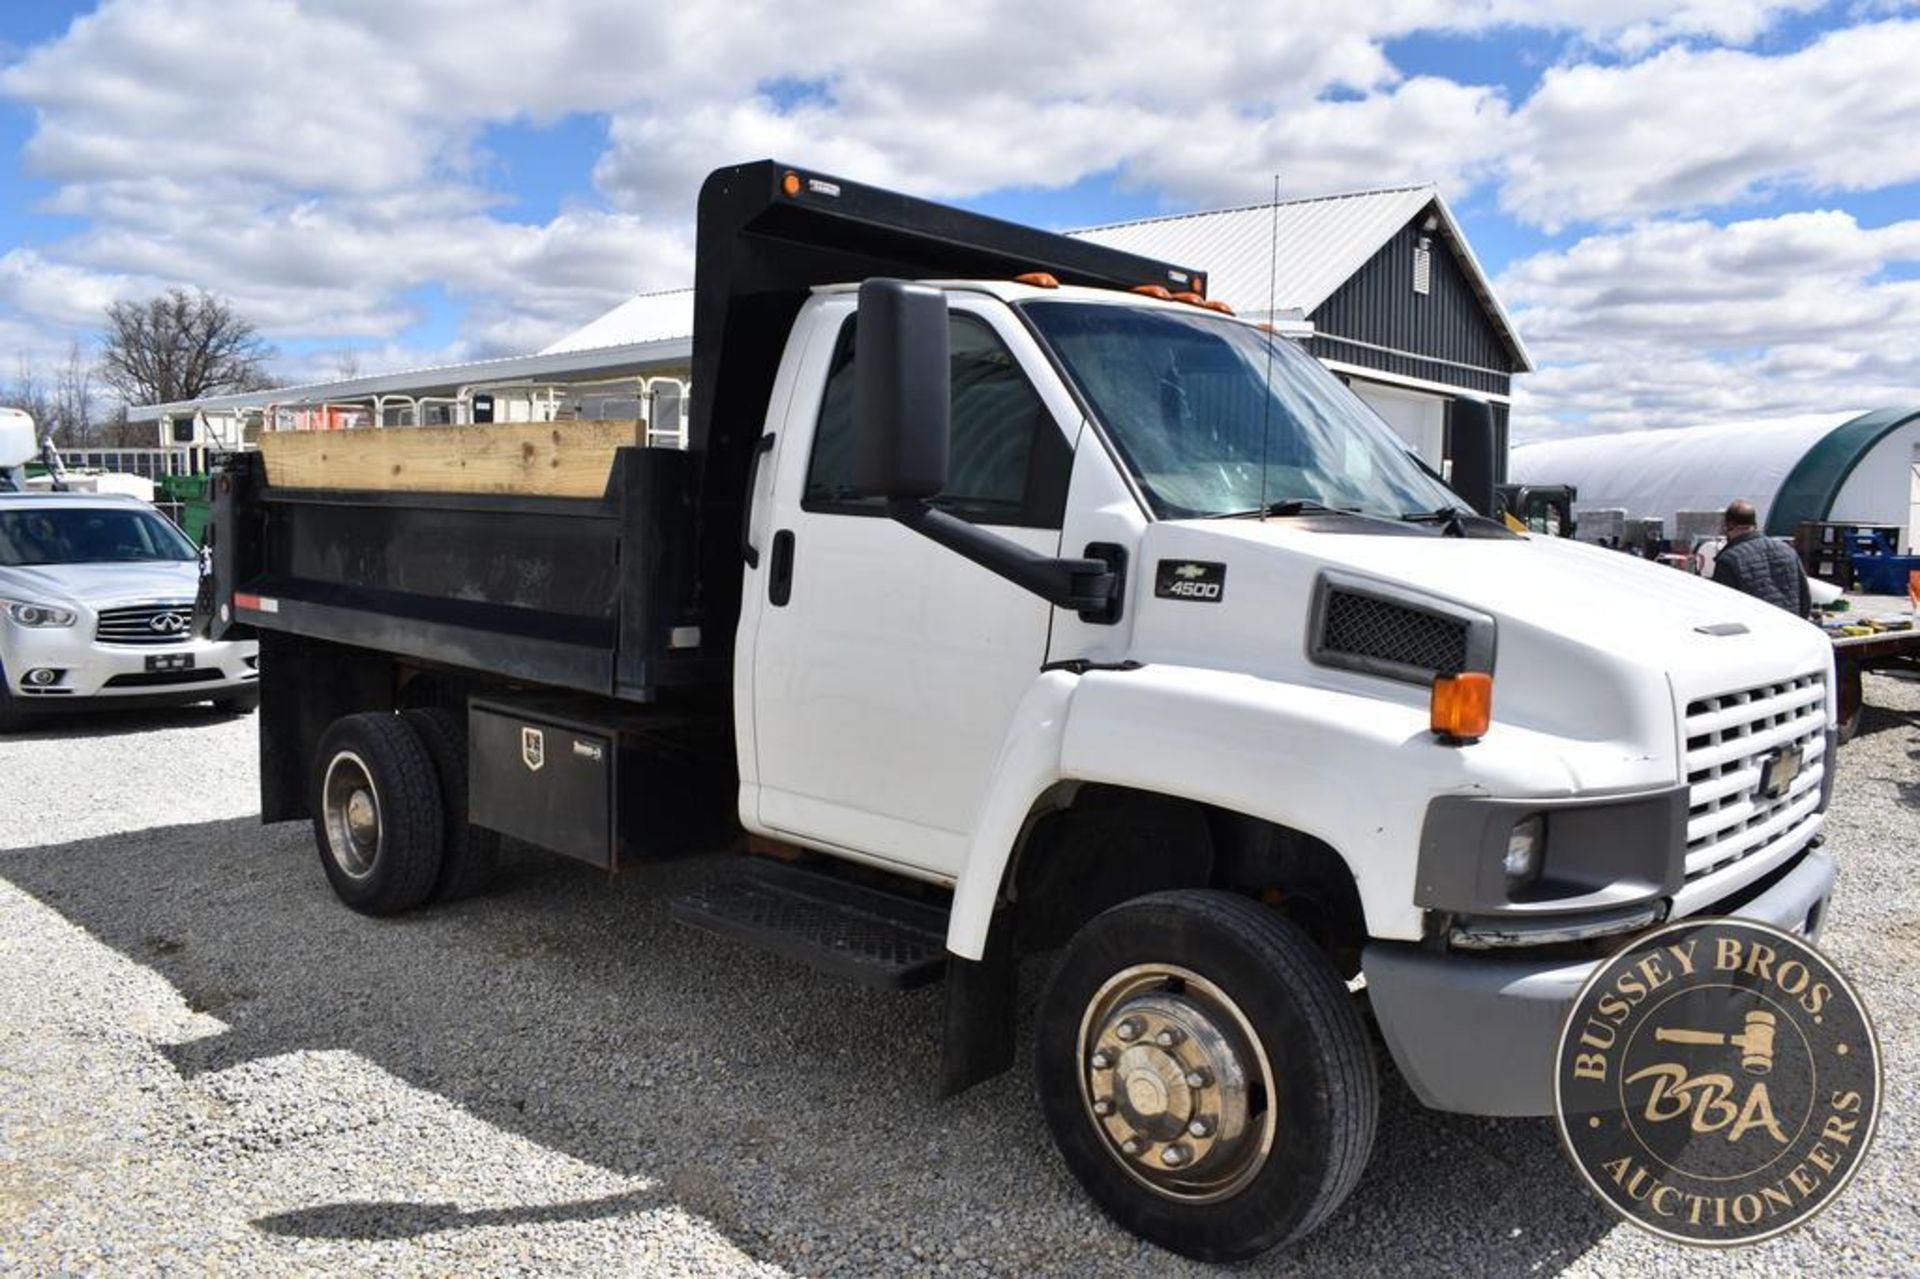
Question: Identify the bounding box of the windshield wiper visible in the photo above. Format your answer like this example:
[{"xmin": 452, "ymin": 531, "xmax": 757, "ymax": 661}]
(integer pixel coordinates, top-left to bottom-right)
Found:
[
  {"xmin": 1209, "ymin": 498, "xmax": 1354, "ymax": 520},
  {"xmin": 1400, "ymin": 504, "xmax": 1475, "ymax": 537}
]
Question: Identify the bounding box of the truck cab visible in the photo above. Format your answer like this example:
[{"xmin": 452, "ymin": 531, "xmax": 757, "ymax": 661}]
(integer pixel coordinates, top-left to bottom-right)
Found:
[{"xmin": 208, "ymin": 162, "xmax": 1838, "ymax": 1262}]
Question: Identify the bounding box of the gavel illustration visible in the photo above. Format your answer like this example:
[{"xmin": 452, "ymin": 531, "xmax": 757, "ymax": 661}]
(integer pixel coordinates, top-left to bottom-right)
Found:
[{"xmin": 1654, "ymin": 1010, "xmax": 1778, "ymax": 1075}]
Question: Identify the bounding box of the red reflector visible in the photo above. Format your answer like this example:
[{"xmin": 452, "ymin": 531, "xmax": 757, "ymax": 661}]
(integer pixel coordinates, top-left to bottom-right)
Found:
[{"xmin": 234, "ymin": 592, "xmax": 263, "ymax": 611}]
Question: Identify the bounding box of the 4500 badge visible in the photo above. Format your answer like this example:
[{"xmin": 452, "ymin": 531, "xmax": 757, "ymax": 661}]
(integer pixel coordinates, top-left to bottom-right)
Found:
[{"xmin": 1554, "ymin": 917, "xmax": 1881, "ymax": 1245}]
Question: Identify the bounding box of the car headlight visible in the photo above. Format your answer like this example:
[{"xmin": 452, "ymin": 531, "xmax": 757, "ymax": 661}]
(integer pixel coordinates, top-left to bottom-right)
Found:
[
  {"xmin": 1504, "ymin": 814, "xmax": 1545, "ymax": 890},
  {"xmin": 5, "ymin": 601, "xmax": 78, "ymax": 628}
]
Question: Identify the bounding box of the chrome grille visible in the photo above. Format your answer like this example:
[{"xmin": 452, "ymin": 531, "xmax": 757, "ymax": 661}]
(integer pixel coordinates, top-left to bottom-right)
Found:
[
  {"xmin": 95, "ymin": 601, "xmax": 196, "ymax": 646},
  {"xmin": 1682, "ymin": 674, "xmax": 1826, "ymax": 881}
]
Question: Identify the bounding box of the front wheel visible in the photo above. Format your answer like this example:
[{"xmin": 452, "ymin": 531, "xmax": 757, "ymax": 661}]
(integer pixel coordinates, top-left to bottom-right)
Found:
[{"xmin": 1036, "ymin": 890, "xmax": 1377, "ymax": 1262}]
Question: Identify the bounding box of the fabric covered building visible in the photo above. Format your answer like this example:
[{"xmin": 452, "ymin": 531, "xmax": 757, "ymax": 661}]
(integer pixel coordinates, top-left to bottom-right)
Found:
[{"xmin": 1510, "ymin": 408, "xmax": 1920, "ymax": 546}]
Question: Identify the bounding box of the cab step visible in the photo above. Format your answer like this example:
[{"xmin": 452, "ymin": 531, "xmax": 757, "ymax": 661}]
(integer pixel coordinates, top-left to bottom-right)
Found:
[{"xmin": 668, "ymin": 859, "xmax": 949, "ymax": 990}]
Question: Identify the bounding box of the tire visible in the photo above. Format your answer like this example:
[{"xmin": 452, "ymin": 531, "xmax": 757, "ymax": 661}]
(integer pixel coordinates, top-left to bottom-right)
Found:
[
  {"xmin": 0, "ymin": 663, "xmax": 26, "ymax": 733},
  {"xmin": 1036, "ymin": 889, "xmax": 1377, "ymax": 1262},
  {"xmin": 400, "ymin": 706, "xmax": 501, "ymax": 903},
  {"xmin": 213, "ymin": 689, "xmax": 260, "ymax": 715},
  {"xmin": 310, "ymin": 711, "xmax": 444, "ymax": 915}
]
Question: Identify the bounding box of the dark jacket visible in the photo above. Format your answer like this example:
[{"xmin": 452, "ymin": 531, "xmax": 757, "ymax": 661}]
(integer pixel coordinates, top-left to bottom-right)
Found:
[{"xmin": 1713, "ymin": 529, "xmax": 1811, "ymax": 617}]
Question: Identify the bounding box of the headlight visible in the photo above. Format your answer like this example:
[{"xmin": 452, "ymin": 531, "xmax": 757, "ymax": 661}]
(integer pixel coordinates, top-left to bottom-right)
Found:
[
  {"xmin": 5, "ymin": 601, "xmax": 77, "ymax": 628},
  {"xmin": 1504, "ymin": 815, "xmax": 1545, "ymax": 889}
]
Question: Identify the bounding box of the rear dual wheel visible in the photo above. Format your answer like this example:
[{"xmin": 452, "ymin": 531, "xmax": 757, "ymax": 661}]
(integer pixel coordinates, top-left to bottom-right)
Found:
[
  {"xmin": 311, "ymin": 708, "xmax": 499, "ymax": 914},
  {"xmin": 1037, "ymin": 890, "xmax": 1377, "ymax": 1262},
  {"xmin": 312, "ymin": 712, "xmax": 443, "ymax": 915}
]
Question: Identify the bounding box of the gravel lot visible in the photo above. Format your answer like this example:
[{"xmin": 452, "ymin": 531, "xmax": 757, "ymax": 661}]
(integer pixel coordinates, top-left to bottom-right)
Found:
[{"xmin": 1, "ymin": 686, "xmax": 1915, "ymax": 1276}]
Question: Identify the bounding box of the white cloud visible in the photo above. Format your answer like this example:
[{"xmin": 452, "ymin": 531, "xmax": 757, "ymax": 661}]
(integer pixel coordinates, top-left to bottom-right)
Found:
[
  {"xmin": 0, "ymin": 0, "xmax": 1910, "ymax": 425},
  {"xmin": 1503, "ymin": 211, "xmax": 1920, "ymax": 435},
  {"xmin": 1505, "ymin": 20, "xmax": 1920, "ymax": 228}
]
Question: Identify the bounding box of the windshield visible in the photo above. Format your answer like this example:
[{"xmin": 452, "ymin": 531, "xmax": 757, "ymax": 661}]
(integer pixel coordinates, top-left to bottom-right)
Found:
[
  {"xmin": 0, "ymin": 506, "xmax": 197, "ymax": 566},
  {"xmin": 1022, "ymin": 300, "xmax": 1463, "ymax": 520}
]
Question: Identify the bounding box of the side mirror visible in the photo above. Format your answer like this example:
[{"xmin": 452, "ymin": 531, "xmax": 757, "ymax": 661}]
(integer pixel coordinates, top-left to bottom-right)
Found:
[
  {"xmin": 852, "ymin": 278, "xmax": 950, "ymax": 500},
  {"xmin": 1448, "ymin": 398, "xmax": 1497, "ymax": 518}
]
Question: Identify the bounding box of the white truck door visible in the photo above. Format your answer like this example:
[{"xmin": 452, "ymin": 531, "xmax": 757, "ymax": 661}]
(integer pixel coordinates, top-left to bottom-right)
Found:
[{"xmin": 747, "ymin": 299, "xmax": 1071, "ymax": 879}]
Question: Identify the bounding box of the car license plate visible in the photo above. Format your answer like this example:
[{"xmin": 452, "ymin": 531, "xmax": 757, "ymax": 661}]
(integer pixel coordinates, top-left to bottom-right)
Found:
[{"xmin": 145, "ymin": 653, "xmax": 195, "ymax": 673}]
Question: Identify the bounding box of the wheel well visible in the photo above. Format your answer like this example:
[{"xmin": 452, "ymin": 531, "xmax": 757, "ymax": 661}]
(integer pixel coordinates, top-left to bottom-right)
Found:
[{"xmin": 1007, "ymin": 785, "xmax": 1367, "ymax": 976}]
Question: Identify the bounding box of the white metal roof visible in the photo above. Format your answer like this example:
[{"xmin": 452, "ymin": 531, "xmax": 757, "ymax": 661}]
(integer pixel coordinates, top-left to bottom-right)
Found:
[
  {"xmin": 1067, "ymin": 186, "xmax": 1533, "ymax": 372},
  {"xmin": 1509, "ymin": 412, "xmax": 1864, "ymax": 529},
  {"xmin": 130, "ymin": 335, "xmax": 692, "ymax": 422},
  {"xmin": 541, "ymin": 288, "xmax": 694, "ymax": 354}
]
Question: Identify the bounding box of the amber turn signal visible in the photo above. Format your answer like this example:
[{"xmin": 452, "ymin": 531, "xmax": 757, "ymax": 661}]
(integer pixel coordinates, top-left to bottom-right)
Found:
[{"xmin": 1431, "ymin": 672, "xmax": 1492, "ymax": 742}]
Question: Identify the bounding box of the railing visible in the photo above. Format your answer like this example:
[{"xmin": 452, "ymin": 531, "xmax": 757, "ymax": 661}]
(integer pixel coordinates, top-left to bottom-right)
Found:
[{"xmin": 54, "ymin": 446, "xmax": 208, "ymax": 479}]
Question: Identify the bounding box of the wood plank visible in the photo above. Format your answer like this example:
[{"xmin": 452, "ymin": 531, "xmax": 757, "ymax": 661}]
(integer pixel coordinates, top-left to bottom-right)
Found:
[{"xmin": 258, "ymin": 420, "xmax": 644, "ymax": 497}]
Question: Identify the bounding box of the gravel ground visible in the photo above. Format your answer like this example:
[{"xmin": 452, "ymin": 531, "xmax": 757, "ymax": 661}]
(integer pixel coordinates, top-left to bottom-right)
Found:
[{"xmin": 0, "ymin": 688, "xmax": 1915, "ymax": 1276}]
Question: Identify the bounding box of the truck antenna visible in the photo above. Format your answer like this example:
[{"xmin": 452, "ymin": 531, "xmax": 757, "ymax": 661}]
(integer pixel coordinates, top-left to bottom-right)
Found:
[{"xmin": 1258, "ymin": 174, "xmax": 1280, "ymax": 517}]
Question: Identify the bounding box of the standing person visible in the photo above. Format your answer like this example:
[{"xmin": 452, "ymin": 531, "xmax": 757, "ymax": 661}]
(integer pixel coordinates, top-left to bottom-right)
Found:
[{"xmin": 1711, "ymin": 499, "xmax": 1812, "ymax": 618}]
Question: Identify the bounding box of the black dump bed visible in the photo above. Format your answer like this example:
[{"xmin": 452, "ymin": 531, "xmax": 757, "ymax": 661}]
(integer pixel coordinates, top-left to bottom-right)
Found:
[{"xmin": 209, "ymin": 159, "xmax": 1202, "ymax": 701}]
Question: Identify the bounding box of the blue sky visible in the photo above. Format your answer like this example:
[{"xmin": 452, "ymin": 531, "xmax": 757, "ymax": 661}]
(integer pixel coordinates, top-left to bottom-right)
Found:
[{"xmin": 0, "ymin": 1, "xmax": 1916, "ymax": 435}]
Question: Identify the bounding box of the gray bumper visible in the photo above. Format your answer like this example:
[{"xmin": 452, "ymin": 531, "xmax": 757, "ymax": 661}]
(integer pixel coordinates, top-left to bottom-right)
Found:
[{"xmin": 1363, "ymin": 847, "xmax": 1837, "ymax": 1117}]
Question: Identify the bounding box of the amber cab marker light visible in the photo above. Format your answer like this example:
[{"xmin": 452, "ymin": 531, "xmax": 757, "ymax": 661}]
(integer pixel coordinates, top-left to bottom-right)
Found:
[
  {"xmin": 1014, "ymin": 271, "xmax": 1059, "ymax": 288},
  {"xmin": 1171, "ymin": 290, "xmax": 1205, "ymax": 306},
  {"xmin": 1431, "ymin": 672, "xmax": 1493, "ymax": 743},
  {"xmin": 1202, "ymin": 298, "xmax": 1235, "ymax": 315},
  {"xmin": 1132, "ymin": 284, "xmax": 1173, "ymax": 299},
  {"xmin": 781, "ymin": 170, "xmax": 802, "ymax": 197}
]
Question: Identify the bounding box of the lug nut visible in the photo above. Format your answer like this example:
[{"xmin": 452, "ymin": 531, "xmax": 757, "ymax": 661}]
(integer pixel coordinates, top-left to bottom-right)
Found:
[
  {"xmin": 1121, "ymin": 1138, "xmax": 1143, "ymax": 1156},
  {"xmin": 1155, "ymin": 1028, "xmax": 1184, "ymax": 1048},
  {"xmin": 1115, "ymin": 1018, "xmax": 1142, "ymax": 1042},
  {"xmin": 1090, "ymin": 1051, "xmax": 1112, "ymax": 1070},
  {"xmin": 1161, "ymin": 1144, "xmax": 1190, "ymax": 1168},
  {"xmin": 1184, "ymin": 1069, "xmax": 1209, "ymax": 1088},
  {"xmin": 1092, "ymin": 1099, "xmax": 1113, "ymax": 1117},
  {"xmin": 1188, "ymin": 1118, "xmax": 1212, "ymax": 1138}
]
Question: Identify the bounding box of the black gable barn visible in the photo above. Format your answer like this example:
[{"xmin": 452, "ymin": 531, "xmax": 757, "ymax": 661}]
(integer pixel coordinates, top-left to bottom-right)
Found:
[{"xmin": 1071, "ymin": 187, "xmax": 1533, "ymax": 481}]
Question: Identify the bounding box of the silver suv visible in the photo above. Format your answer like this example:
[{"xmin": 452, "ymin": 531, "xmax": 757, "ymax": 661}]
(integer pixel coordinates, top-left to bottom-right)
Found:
[{"xmin": 0, "ymin": 492, "xmax": 258, "ymax": 730}]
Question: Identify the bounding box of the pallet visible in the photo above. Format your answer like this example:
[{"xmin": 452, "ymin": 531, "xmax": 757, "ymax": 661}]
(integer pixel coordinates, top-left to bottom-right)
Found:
[{"xmin": 258, "ymin": 420, "xmax": 643, "ymax": 497}]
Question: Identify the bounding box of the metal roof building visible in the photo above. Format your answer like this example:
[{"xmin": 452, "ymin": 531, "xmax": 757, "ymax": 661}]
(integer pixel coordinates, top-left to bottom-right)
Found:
[
  {"xmin": 1071, "ymin": 186, "xmax": 1535, "ymax": 476},
  {"xmin": 137, "ymin": 186, "xmax": 1530, "ymax": 477},
  {"xmin": 1510, "ymin": 408, "xmax": 1920, "ymax": 545}
]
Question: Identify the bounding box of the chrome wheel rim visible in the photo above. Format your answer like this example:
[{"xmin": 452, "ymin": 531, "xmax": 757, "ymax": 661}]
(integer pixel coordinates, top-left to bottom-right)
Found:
[
  {"xmin": 1076, "ymin": 963, "xmax": 1277, "ymax": 1203},
  {"xmin": 321, "ymin": 750, "xmax": 381, "ymax": 879}
]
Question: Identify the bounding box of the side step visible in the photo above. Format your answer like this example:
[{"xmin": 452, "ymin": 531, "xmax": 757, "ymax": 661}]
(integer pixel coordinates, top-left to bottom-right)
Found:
[{"xmin": 668, "ymin": 859, "xmax": 949, "ymax": 990}]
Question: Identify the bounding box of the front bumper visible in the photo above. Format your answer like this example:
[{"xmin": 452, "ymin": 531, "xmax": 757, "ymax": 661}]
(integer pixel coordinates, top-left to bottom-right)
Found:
[
  {"xmin": 1363, "ymin": 845, "xmax": 1836, "ymax": 1116},
  {"xmin": 3, "ymin": 624, "xmax": 257, "ymax": 705}
]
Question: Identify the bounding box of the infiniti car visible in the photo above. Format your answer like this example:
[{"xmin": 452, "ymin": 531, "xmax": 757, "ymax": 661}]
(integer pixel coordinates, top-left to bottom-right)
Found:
[{"xmin": 0, "ymin": 492, "xmax": 257, "ymax": 730}]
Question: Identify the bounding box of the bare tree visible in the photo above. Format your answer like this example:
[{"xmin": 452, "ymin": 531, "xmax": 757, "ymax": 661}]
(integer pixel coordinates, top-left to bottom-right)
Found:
[
  {"xmin": 53, "ymin": 340, "xmax": 95, "ymax": 445},
  {"xmin": 5, "ymin": 356, "xmax": 54, "ymax": 433},
  {"xmin": 98, "ymin": 288, "xmax": 277, "ymax": 408}
]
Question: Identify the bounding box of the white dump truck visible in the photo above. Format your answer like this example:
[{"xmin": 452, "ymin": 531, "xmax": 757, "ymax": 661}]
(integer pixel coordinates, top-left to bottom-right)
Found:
[{"xmin": 207, "ymin": 161, "xmax": 1838, "ymax": 1261}]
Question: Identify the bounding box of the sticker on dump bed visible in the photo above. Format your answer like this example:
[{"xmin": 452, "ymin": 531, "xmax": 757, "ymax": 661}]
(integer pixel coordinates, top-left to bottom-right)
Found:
[
  {"xmin": 1154, "ymin": 559, "xmax": 1226, "ymax": 602},
  {"xmin": 1554, "ymin": 918, "xmax": 1880, "ymax": 1246}
]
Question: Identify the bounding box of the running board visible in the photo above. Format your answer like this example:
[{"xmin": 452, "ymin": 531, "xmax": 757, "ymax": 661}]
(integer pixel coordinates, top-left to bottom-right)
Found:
[{"xmin": 668, "ymin": 859, "xmax": 949, "ymax": 990}]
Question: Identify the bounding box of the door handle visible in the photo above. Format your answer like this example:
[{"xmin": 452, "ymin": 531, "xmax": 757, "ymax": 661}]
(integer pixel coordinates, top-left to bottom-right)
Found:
[
  {"xmin": 740, "ymin": 432, "xmax": 777, "ymax": 568},
  {"xmin": 769, "ymin": 530, "xmax": 795, "ymax": 606}
]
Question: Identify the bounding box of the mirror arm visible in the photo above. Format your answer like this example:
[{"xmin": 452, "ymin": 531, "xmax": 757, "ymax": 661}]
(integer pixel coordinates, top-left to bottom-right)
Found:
[{"xmin": 887, "ymin": 500, "xmax": 1115, "ymax": 615}]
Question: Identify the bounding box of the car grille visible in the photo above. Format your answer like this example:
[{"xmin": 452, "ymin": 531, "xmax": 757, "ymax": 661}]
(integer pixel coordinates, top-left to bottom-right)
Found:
[
  {"xmin": 1683, "ymin": 673, "xmax": 1827, "ymax": 882},
  {"xmin": 95, "ymin": 601, "xmax": 197, "ymax": 646}
]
